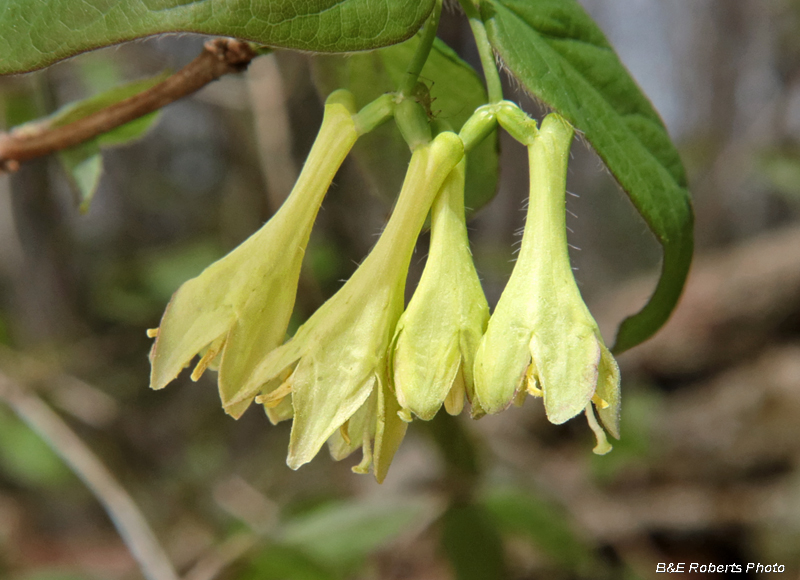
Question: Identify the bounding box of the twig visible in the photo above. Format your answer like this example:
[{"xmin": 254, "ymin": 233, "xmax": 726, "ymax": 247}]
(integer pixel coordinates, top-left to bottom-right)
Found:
[
  {"xmin": 0, "ymin": 38, "xmax": 257, "ymax": 172},
  {"xmin": 0, "ymin": 371, "xmax": 180, "ymax": 580}
]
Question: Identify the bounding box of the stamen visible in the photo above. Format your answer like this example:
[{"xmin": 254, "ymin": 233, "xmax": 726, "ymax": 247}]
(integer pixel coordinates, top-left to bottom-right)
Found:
[
  {"xmin": 352, "ymin": 423, "xmax": 373, "ymax": 475},
  {"xmin": 444, "ymin": 363, "xmax": 466, "ymax": 415},
  {"xmin": 255, "ymin": 376, "xmax": 293, "ymax": 408},
  {"xmin": 339, "ymin": 420, "xmax": 352, "ymax": 446},
  {"xmin": 591, "ymin": 394, "xmax": 609, "ymax": 409},
  {"xmin": 146, "ymin": 328, "xmax": 159, "ymax": 338},
  {"xmin": 191, "ymin": 336, "xmax": 225, "ymax": 381},
  {"xmin": 585, "ymin": 403, "xmax": 612, "ymax": 455},
  {"xmin": 525, "ymin": 363, "xmax": 543, "ymax": 397}
]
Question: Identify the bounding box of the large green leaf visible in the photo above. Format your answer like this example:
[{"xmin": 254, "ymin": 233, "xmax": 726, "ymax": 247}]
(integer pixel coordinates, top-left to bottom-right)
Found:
[
  {"xmin": 312, "ymin": 35, "xmax": 499, "ymax": 213},
  {"xmin": 482, "ymin": 0, "xmax": 693, "ymax": 352},
  {"xmin": 0, "ymin": 0, "xmax": 435, "ymax": 74}
]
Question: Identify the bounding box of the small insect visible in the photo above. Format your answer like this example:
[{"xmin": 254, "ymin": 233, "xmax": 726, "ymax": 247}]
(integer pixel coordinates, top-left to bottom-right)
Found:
[{"xmin": 411, "ymin": 80, "xmax": 439, "ymax": 121}]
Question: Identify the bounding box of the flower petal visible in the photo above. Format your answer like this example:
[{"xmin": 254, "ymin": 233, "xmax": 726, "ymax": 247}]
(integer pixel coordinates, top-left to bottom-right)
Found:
[
  {"xmin": 373, "ymin": 373, "xmax": 408, "ymax": 484},
  {"xmin": 595, "ymin": 343, "xmax": 621, "ymax": 439},
  {"xmin": 393, "ymin": 160, "xmax": 489, "ymax": 420},
  {"xmin": 531, "ymin": 324, "xmax": 600, "ymax": 425}
]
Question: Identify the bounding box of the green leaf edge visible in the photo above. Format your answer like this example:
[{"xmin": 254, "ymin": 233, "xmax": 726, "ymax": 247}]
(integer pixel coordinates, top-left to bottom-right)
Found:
[
  {"xmin": 482, "ymin": 0, "xmax": 694, "ymax": 353},
  {"xmin": 0, "ymin": 0, "xmax": 435, "ymax": 75}
]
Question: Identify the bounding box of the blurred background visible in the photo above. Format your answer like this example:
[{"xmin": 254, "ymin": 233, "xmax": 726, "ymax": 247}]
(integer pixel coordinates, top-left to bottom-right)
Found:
[{"xmin": 1, "ymin": 0, "xmax": 800, "ymax": 578}]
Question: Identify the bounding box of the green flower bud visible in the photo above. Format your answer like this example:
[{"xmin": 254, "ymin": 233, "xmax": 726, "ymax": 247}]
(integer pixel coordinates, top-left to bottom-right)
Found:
[
  {"xmin": 392, "ymin": 159, "xmax": 489, "ymax": 421},
  {"xmin": 148, "ymin": 93, "xmax": 359, "ymax": 418},
  {"xmin": 232, "ymin": 131, "xmax": 465, "ymax": 481},
  {"xmin": 473, "ymin": 114, "xmax": 620, "ymax": 454}
]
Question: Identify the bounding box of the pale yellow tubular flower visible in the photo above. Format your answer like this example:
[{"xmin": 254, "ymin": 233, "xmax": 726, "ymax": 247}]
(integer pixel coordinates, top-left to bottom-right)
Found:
[
  {"xmin": 473, "ymin": 114, "xmax": 620, "ymax": 452},
  {"xmin": 231, "ymin": 131, "xmax": 465, "ymax": 480},
  {"xmin": 392, "ymin": 159, "xmax": 489, "ymax": 421},
  {"xmin": 148, "ymin": 91, "xmax": 359, "ymax": 418}
]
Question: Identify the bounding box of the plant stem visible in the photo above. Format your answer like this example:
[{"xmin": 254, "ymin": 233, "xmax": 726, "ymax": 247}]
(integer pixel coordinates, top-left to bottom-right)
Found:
[
  {"xmin": 400, "ymin": 0, "xmax": 443, "ymax": 97},
  {"xmin": 458, "ymin": 0, "xmax": 504, "ymax": 103},
  {"xmin": 353, "ymin": 94, "xmax": 396, "ymax": 136},
  {"xmin": 459, "ymin": 104, "xmax": 498, "ymax": 152},
  {"xmin": 0, "ymin": 38, "xmax": 258, "ymax": 172}
]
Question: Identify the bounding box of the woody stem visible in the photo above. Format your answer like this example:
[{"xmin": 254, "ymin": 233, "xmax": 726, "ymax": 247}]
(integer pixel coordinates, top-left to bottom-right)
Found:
[{"xmin": 0, "ymin": 38, "xmax": 258, "ymax": 172}]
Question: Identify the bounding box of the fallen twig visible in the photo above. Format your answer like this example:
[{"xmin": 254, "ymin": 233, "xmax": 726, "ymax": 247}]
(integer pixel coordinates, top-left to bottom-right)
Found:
[
  {"xmin": 182, "ymin": 532, "xmax": 259, "ymax": 580},
  {"xmin": 0, "ymin": 370, "xmax": 180, "ymax": 580}
]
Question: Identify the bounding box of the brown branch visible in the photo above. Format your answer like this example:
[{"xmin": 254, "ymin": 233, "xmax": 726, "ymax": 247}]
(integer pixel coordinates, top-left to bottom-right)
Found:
[{"xmin": 0, "ymin": 38, "xmax": 257, "ymax": 172}]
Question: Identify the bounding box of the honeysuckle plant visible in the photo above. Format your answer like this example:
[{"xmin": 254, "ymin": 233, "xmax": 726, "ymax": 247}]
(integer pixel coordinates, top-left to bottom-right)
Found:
[{"xmin": 0, "ymin": 0, "xmax": 693, "ymax": 480}]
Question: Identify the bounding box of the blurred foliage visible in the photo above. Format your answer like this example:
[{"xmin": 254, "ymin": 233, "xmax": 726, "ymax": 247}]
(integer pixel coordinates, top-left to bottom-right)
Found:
[
  {"xmin": 0, "ymin": 408, "xmax": 72, "ymax": 488},
  {"xmin": 441, "ymin": 503, "xmax": 507, "ymax": 580},
  {"xmin": 483, "ymin": 488, "xmax": 596, "ymax": 574},
  {"xmin": 279, "ymin": 498, "xmax": 433, "ymax": 569},
  {"xmin": 2, "ymin": 1, "xmax": 800, "ymax": 579}
]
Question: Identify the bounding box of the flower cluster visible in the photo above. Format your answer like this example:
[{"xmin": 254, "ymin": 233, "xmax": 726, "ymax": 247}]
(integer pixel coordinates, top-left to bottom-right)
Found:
[{"xmin": 148, "ymin": 93, "xmax": 620, "ymax": 481}]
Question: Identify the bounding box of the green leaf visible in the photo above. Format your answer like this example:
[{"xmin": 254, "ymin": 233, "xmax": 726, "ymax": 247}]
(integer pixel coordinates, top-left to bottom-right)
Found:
[
  {"xmin": 46, "ymin": 73, "xmax": 168, "ymax": 211},
  {"xmin": 482, "ymin": 488, "xmax": 597, "ymax": 572},
  {"xmin": 240, "ymin": 545, "xmax": 338, "ymax": 580},
  {"xmin": 482, "ymin": 0, "xmax": 693, "ymax": 352},
  {"xmin": 312, "ymin": 35, "xmax": 499, "ymax": 213},
  {"xmin": 441, "ymin": 503, "xmax": 507, "ymax": 580},
  {"xmin": 59, "ymin": 142, "xmax": 103, "ymax": 213},
  {"xmin": 279, "ymin": 497, "xmax": 433, "ymax": 568},
  {"xmin": 0, "ymin": 0, "xmax": 435, "ymax": 75}
]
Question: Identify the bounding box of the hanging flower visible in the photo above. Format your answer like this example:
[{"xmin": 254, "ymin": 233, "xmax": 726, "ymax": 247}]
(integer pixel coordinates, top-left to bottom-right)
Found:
[
  {"xmin": 148, "ymin": 91, "xmax": 359, "ymax": 419},
  {"xmin": 473, "ymin": 114, "xmax": 620, "ymax": 454},
  {"xmin": 392, "ymin": 158, "xmax": 489, "ymax": 421},
  {"xmin": 230, "ymin": 131, "xmax": 465, "ymax": 480}
]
